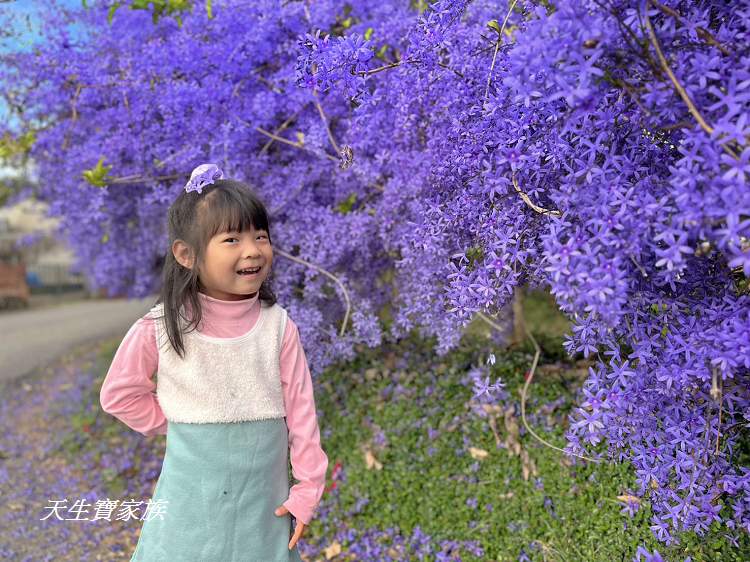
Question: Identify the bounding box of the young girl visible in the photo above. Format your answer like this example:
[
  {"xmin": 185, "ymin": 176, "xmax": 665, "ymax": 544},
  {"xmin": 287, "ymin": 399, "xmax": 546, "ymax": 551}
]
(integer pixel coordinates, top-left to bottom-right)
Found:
[{"xmin": 99, "ymin": 163, "xmax": 328, "ymax": 561}]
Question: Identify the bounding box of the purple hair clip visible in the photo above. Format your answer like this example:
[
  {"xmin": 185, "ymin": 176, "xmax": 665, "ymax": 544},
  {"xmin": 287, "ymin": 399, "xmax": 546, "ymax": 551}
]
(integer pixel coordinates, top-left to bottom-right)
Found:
[{"xmin": 184, "ymin": 163, "xmax": 225, "ymax": 194}]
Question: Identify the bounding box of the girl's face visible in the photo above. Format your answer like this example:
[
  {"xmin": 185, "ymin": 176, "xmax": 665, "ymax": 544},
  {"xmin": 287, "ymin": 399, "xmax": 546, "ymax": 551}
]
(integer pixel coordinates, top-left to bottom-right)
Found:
[{"xmin": 181, "ymin": 225, "xmax": 273, "ymax": 301}]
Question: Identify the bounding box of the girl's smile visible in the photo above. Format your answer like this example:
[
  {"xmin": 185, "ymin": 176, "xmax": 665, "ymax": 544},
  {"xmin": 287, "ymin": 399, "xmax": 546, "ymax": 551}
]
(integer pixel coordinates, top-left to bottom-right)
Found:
[{"xmin": 199, "ymin": 227, "xmax": 273, "ymax": 301}]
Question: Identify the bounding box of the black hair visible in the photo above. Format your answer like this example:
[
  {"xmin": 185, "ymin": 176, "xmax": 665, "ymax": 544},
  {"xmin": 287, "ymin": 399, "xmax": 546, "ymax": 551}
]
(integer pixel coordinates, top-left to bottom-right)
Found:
[{"xmin": 154, "ymin": 178, "xmax": 277, "ymax": 358}]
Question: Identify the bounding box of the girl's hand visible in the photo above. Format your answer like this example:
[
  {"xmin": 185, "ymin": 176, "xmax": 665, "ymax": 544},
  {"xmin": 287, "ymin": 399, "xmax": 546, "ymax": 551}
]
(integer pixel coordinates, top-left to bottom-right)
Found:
[{"xmin": 274, "ymin": 505, "xmax": 306, "ymax": 550}]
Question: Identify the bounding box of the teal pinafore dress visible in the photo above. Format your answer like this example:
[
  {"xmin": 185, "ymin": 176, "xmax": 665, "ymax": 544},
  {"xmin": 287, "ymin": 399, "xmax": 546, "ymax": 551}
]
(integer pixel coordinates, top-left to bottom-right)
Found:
[{"xmin": 131, "ymin": 301, "xmax": 304, "ymax": 562}]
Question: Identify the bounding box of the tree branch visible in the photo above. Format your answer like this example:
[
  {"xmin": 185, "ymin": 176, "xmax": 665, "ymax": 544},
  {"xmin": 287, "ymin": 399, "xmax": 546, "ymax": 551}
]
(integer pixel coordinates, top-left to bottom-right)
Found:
[
  {"xmin": 477, "ymin": 310, "xmax": 602, "ymax": 464},
  {"xmin": 484, "ymin": 0, "xmax": 518, "ymax": 103},
  {"xmin": 512, "ymin": 174, "xmax": 562, "ymax": 217},
  {"xmin": 259, "ymin": 108, "xmax": 306, "ymax": 155},
  {"xmin": 242, "ymin": 120, "xmax": 339, "ymax": 162},
  {"xmin": 108, "ymin": 173, "xmax": 182, "ymax": 184},
  {"xmin": 313, "ymin": 90, "xmax": 341, "ymax": 155},
  {"xmin": 644, "ymin": 1, "xmax": 740, "ymax": 160},
  {"xmin": 650, "ymin": 0, "xmax": 731, "ymax": 56},
  {"xmin": 274, "ymin": 247, "xmax": 351, "ymax": 337}
]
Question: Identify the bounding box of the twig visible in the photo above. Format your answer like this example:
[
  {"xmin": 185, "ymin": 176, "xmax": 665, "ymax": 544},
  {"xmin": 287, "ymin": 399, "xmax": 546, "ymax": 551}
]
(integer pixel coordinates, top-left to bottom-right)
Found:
[
  {"xmin": 484, "ymin": 0, "xmax": 518, "ymax": 103},
  {"xmin": 629, "ymin": 254, "xmax": 649, "ymax": 278},
  {"xmin": 644, "ymin": 1, "xmax": 740, "ymax": 160},
  {"xmin": 255, "ymin": 75, "xmax": 284, "ymax": 94},
  {"xmin": 62, "ymin": 84, "xmax": 84, "ymax": 150},
  {"xmin": 659, "ymin": 119, "xmax": 694, "ymax": 131},
  {"xmin": 354, "ymin": 56, "xmax": 463, "ymax": 80},
  {"xmin": 519, "ymin": 320, "xmax": 602, "ymax": 463},
  {"xmin": 356, "ymin": 60, "xmax": 406, "ymax": 76},
  {"xmin": 154, "ymin": 145, "xmax": 192, "ymax": 169},
  {"xmin": 231, "ymin": 78, "xmax": 246, "ymax": 98},
  {"xmin": 477, "ymin": 310, "xmax": 601, "ymax": 464},
  {"xmin": 511, "ymin": 174, "xmax": 562, "ymax": 217},
  {"xmin": 711, "ymin": 366, "xmax": 723, "ymax": 455},
  {"xmin": 259, "ymin": 108, "xmax": 306, "ymax": 155},
  {"xmin": 313, "ymin": 90, "xmax": 341, "ymax": 155},
  {"xmin": 650, "ymin": 0, "xmax": 731, "ymax": 56},
  {"xmin": 612, "ymin": 77, "xmax": 652, "ymax": 117},
  {"xmin": 244, "ymin": 120, "xmax": 338, "ymax": 162},
  {"xmin": 108, "ymin": 173, "xmax": 182, "ymax": 184},
  {"xmin": 437, "ymin": 61, "xmax": 465, "ymax": 79},
  {"xmin": 274, "ymin": 247, "xmax": 351, "ymax": 337}
]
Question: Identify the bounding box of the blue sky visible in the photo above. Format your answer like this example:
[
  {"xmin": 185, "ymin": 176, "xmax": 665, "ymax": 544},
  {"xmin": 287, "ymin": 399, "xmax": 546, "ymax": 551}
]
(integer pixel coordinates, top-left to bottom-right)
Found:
[
  {"xmin": 0, "ymin": 0, "xmax": 88, "ymax": 53},
  {"xmin": 0, "ymin": 0, "xmax": 88, "ymax": 176},
  {"xmin": 0, "ymin": 0, "xmax": 89, "ymax": 126}
]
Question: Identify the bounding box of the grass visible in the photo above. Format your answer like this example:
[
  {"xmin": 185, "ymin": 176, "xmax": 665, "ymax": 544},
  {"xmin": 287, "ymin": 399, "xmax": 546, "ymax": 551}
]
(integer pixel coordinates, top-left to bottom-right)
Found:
[
  {"xmin": 63, "ymin": 289, "xmax": 749, "ymax": 561},
  {"xmin": 301, "ymin": 290, "xmax": 749, "ymax": 561}
]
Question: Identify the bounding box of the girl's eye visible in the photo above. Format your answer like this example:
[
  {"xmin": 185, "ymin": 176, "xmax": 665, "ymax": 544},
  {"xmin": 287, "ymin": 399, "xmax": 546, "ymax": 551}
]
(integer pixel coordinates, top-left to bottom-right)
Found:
[{"xmin": 223, "ymin": 235, "xmax": 268, "ymax": 243}]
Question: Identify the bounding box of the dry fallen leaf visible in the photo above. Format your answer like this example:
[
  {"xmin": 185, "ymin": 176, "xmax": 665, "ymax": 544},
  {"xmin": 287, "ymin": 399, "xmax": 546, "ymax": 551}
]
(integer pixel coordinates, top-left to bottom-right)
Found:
[
  {"xmin": 482, "ymin": 403, "xmax": 502, "ymax": 415},
  {"xmin": 520, "ymin": 449, "xmax": 538, "ymax": 481},
  {"xmin": 503, "ymin": 407, "xmax": 522, "ymax": 457},
  {"xmin": 486, "ymin": 414, "xmax": 502, "ymax": 446},
  {"xmin": 324, "ymin": 541, "xmax": 342, "ymax": 559},
  {"xmin": 364, "ymin": 448, "xmax": 383, "ymax": 470},
  {"xmin": 468, "ymin": 446, "xmax": 489, "ymax": 460},
  {"xmin": 617, "ymin": 494, "xmax": 640, "ymax": 504},
  {"xmin": 497, "ymin": 405, "xmax": 539, "ymax": 481}
]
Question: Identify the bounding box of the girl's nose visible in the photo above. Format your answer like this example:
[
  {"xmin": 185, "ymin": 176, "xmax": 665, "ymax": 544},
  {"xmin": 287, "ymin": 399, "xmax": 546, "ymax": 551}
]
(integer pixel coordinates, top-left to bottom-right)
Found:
[{"xmin": 243, "ymin": 241, "xmax": 262, "ymax": 258}]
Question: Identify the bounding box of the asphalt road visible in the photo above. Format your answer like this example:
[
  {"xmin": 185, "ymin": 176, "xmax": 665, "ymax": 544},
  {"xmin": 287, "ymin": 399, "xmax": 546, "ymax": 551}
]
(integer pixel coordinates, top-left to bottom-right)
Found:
[{"xmin": 0, "ymin": 295, "xmax": 157, "ymax": 384}]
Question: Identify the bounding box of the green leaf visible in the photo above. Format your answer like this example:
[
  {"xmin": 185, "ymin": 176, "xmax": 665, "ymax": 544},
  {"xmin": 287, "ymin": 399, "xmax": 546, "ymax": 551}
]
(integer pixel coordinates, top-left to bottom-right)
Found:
[
  {"xmin": 336, "ymin": 192, "xmax": 357, "ymax": 214},
  {"xmin": 465, "ymin": 245, "xmax": 485, "ymax": 269},
  {"xmin": 206, "ymin": 0, "xmax": 213, "ymax": 19},
  {"xmin": 342, "ymin": 17, "xmax": 353, "ymax": 29},
  {"xmin": 0, "ymin": 130, "xmax": 36, "ymax": 159},
  {"xmin": 487, "ymin": 19, "xmax": 501, "ymax": 34},
  {"xmin": 82, "ymin": 156, "xmax": 113, "ymax": 188},
  {"xmin": 364, "ymin": 27, "xmax": 374, "ymax": 41},
  {"xmin": 107, "ymin": 2, "xmax": 121, "ymax": 25}
]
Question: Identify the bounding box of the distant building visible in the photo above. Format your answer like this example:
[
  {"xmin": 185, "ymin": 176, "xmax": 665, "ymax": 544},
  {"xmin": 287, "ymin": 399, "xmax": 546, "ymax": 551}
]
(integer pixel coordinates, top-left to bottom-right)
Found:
[{"xmin": 0, "ymin": 198, "xmax": 89, "ymax": 291}]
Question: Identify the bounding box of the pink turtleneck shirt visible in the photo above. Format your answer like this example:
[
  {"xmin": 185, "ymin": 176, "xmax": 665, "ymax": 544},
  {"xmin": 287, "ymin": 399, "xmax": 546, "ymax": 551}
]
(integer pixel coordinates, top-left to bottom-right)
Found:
[{"xmin": 99, "ymin": 291, "xmax": 328, "ymax": 525}]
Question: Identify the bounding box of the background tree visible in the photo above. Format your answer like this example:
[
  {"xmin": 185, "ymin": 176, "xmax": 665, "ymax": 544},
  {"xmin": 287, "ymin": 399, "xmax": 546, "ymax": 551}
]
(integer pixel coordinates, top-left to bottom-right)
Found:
[{"xmin": 1, "ymin": 0, "xmax": 748, "ymax": 545}]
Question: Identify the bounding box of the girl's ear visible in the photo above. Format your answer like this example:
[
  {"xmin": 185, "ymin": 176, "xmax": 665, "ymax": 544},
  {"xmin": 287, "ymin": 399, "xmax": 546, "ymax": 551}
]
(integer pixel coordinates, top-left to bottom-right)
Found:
[{"xmin": 172, "ymin": 239, "xmax": 195, "ymax": 269}]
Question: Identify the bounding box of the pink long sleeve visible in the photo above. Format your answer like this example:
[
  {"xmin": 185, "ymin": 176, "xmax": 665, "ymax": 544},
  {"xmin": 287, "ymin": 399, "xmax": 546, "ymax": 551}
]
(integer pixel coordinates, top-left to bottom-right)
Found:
[
  {"xmin": 280, "ymin": 317, "xmax": 329, "ymax": 525},
  {"xmin": 99, "ymin": 302, "xmax": 328, "ymax": 524},
  {"xmin": 99, "ymin": 316, "xmax": 168, "ymax": 437}
]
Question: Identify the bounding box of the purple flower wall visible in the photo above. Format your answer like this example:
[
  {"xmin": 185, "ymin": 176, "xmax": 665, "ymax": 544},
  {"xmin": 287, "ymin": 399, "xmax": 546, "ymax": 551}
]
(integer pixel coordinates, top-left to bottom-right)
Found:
[{"xmin": 1, "ymin": 0, "xmax": 748, "ymax": 544}]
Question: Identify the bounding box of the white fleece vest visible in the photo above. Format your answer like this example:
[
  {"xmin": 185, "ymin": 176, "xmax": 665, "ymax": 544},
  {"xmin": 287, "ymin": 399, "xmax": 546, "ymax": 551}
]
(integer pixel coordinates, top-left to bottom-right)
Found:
[{"xmin": 149, "ymin": 300, "xmax": 288, "ymax": 424}]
